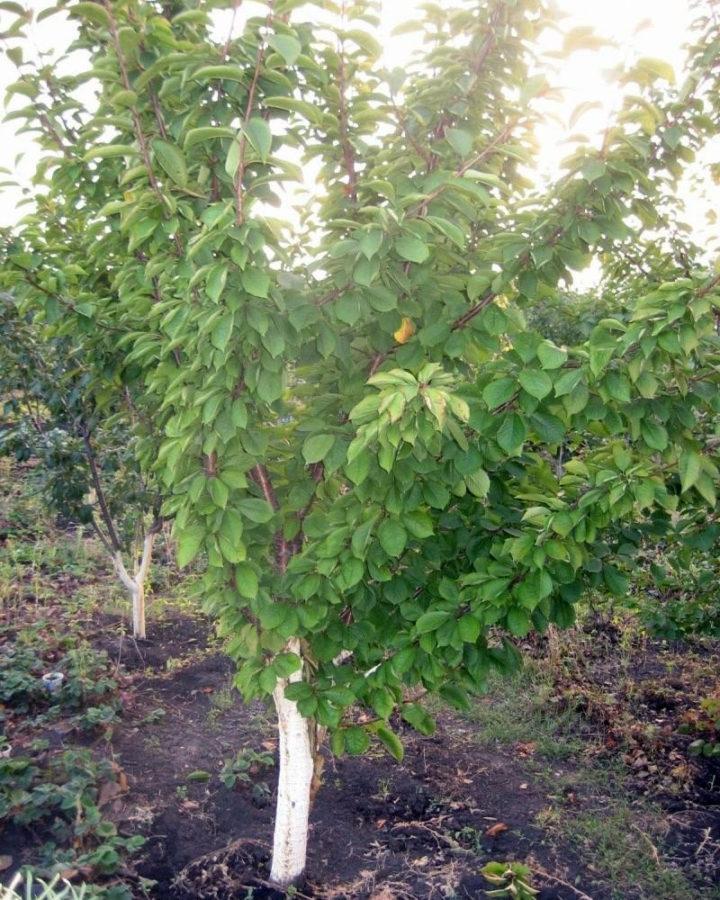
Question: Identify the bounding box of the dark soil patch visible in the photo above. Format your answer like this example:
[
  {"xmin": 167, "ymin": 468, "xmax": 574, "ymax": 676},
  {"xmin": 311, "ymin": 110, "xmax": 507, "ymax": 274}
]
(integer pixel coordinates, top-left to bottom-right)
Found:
[
  {"xmin": 107, "ymin": 643, "xmax": 585, "ymax": 899},
  {"xmin": 93, "ymin": 612, "xmax": 213, "ymax": 671}
]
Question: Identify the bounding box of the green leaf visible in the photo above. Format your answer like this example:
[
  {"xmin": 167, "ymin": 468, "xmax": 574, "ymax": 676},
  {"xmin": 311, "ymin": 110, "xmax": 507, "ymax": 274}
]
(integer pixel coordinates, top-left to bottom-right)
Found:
[
  {"xmin": 581, "ymin": 158, "xmax": 606, "ymax": 182},
  {"xmin": 415, "ymin": 610, "xmax": 451, "ymax": 634},
  {"xmin": 176, "ymin": 524, "xmax": 205, "ymax": 568},
  {"xmin": 264, "ymin": 95, "xmax": 322, "ymax": 124},
  {"xmin": 267, "ymin": 33, "xmax": 302, "ymax": 65},
  {"xmin": 206, "ymin": 263, "xmax": 228, "ymax": 302},
  {"xmin": 375, "ymin": 724, "xmax": 404, "ymax": 761},
  {"xmin": 193, "ymin": 64, "xmax": 248, "ymax": 83},
  {"xmin": 241, "ymin": 269, "xmax": 270, "ymax": 298},
  {"xmin": 302, "ymin": 433, "xmax": 335, "ymax": 464},
  {"xmin": 395, "ymin": 235, "xmax": 429, "ymax": 263},
  {"xmin": 466, "ymin": 469, "xmax": 490, "ymax": 498},
  {"xmin": 426, "ymin": 216, "xmax": 465, "ymax": 249},
  {"xmin": 695, "ymin": 473, "xmax": 717, "ymax": 506},
  {"xmin": 70, "ymin": 2, "xmax": 111, "ymax": 26},
  {"xmin": 239, "ymin": 498, "xmax": 274, "ymax": 523},
  {"xmin": 401, "ymin": 703, "xmax": 436, "ymax": 736},
  {"xmin": 679, "ymin": 449, "xmax": 702, "ymax": 493},
  {"xmin": 637, "ymin": 56, "xmax": 675, "ymax": 84},
  {"xmin": 482, "ymin": 377, "xmax": 516, "ymax": 409},
  {"xmin": 184, "ymin": 126, "xmax": 235, "ymax": 149},
  {"xmin": 378, "ymin": 519, "xmax": 407, "ymax": 557},
  {"xmin": 641, "ymin": 421, "xmax": 668, "ymax": 451},
  {"xmin": 209, "ymin": 477, "xmax": 229, "ymax": 509},
  {"xmin": 518, "ymin": 369, "xmax": 553, "ymax": 400},
  {"xmin": 457, "ymin": 614, "xmax": 481, "ymax": 643},
  {"xmin": 152, "ymin": 139, "xmax": 187, "ymax": 187},
  {"xmin": 603, "ymin": 565, "xmax": 628, "ymax": 597},
  {"xmin": 404, "ymin": 509, "xmax": 433, "ymax": 538},
  {"xmin": 243, "ymin": 117, "xmax": 272, "ymax": 162},
  {"xmin": 358, "ymin": 229, "xmax": 384, "ymax": 260},
  {"xmin": 507, "ymin": 607, "xmax": 531, "ymax": 637},
  {"xmin": 445, "ymin": 127, "xmax": 472, "ymax": 157},
  {"xmin": 497, "ymin": 413, "xmax": 527, "ymax": 455},
  {"xmin": 537, "ymin": 340, "xmax": 567, "ymax": 370},
  {"xmin": 186, "ymin": 770, "xmax": 211, "ymax": 783},
  {"xmin": 83, "ymin": 144, "xmax": 138, "ymax": 161},
  {"xmin": 211, "ymin": 313, "xmax": 234, "ymax": 351},
  {"xmin": 350, "ymin": 516, "xmax": 376, "ymax": 559},
  {"xmin": 345, "ymin": 726, "xmax": 370, "ymax": 755},
  {"xmin": 439, "ymin": 684, "xmax": 470, "ymax": 711},
  {"xmin": 235, "ymin": 563, "xmax": 259, "ymax": 599}
]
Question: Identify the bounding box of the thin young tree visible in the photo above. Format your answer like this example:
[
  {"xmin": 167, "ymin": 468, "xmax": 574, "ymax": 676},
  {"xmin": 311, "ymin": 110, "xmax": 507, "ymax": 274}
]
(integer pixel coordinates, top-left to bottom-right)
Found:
[
  {"xmin": 0, "ymin": 292, "xmax": 162, "ymax": 640},
  {"xmin": 2, "ymin": 0, "xmax": 720, "ymax": 886}
]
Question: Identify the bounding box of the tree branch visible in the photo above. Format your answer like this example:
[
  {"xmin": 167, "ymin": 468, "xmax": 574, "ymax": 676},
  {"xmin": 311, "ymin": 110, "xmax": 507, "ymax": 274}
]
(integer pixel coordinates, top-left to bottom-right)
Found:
[{"xmin": 81, "ymin": 426, "xmax": 122, "ymax": 553}]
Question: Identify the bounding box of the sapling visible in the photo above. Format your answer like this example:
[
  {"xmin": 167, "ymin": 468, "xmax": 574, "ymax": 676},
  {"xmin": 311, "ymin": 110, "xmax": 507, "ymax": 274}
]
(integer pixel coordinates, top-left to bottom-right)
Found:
[{"xmin": 0, "ymin": 295, "xmax": 162, "ymax": 639}]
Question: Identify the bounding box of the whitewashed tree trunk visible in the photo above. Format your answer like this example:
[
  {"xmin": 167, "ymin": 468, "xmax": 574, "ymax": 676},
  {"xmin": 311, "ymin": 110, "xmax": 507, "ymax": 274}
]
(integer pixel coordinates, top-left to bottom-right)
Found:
[
  {"xmin": 111, "ymin": 531, "xmax": 155, "ymax": 640},
  {"xmin": 269, "ymin": 638, "xmax": 315, "ymax": 888},
  {"xmin": 131, "ymin": 582, "xmax": 146, "ymax": 640}
]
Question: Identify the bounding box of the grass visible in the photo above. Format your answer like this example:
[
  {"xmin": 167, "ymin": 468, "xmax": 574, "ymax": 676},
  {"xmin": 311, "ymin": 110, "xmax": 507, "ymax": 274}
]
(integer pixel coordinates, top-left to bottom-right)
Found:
[
  {"xmin": 454, "ymin": 657, "xmax": 718, "ymax": 899},
  {"xmin": 565, "ymin": 804, "xmax": 699, "ymax": 900},
  {"xmin": 460, "ymin": 663, "xmax": 587, "ymax": 760}
]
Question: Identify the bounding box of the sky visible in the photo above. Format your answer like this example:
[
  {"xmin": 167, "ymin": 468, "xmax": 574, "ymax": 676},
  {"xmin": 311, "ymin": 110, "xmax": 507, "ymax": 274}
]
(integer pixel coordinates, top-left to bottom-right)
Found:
[{"xmin": 0, "ymin": 0, "xmax": 715, "ymax": 251}]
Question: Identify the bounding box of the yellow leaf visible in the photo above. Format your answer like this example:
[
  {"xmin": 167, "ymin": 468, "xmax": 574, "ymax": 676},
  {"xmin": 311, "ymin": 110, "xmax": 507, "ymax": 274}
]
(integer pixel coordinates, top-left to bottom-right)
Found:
[{"xmin": 394, "ymin": 317, "xmax": 415, "ymax": 344}]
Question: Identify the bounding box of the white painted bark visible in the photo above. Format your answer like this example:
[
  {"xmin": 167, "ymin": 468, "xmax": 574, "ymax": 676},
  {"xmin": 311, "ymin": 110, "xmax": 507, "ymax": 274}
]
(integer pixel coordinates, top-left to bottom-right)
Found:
[
  {"xmin": 269, "ymin": 638, "xmax": 315, "ymax": 888},
  {"xmin": 131, "ymin": 582, "xmax": 146, "ymax": 640},
  {"xmin": 111, "ymin": 532, "xmax": 155, "ymax": 640}
]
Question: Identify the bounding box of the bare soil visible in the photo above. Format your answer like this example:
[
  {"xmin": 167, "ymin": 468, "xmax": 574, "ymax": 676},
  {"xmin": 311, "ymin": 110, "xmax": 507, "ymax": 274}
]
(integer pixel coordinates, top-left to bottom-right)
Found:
[{"xmin": 89, "ymin": 612, "xmax": 717, "ymax": 899}]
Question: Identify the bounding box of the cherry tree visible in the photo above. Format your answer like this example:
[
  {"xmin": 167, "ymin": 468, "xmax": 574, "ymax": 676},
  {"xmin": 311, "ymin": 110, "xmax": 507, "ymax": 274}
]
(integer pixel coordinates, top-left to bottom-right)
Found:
[{"xmin": 2, "ymin": 0, "xmax": 720, "ymax": 886}]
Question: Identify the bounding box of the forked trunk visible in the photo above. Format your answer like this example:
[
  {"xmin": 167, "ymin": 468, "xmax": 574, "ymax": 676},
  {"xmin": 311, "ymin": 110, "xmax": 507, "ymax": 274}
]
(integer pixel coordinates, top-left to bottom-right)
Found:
[
  {"xmin": 112, "ymin": 531, "xmax": 155, "ymax": 640},
  {"xmin": 269, "ymin": 639, "xmax": 315, "ymax": 888}
]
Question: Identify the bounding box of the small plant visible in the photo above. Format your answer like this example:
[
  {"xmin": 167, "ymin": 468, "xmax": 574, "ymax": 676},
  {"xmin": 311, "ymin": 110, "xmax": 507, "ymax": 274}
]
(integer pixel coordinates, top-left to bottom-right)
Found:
[
  {"xmin": 78, "ymin": 704, "xmax": 120, "ymax": 735},
  {"xmin": 374, "ymin": 776, "xmax": 392, "ymax": 802},
  {"xmin": 453, "ymin": 825, "xmax": 485, "ymax": 855},
  {"xmin": 140, "ymin": 707, "xmax": 165, "ymax": 726},
  {"xmin": 481, "ymin": 861, "xmax": 538, "ymax": 899},
  {"xmin": 220, "ymin": 748, "xmax": 274, "ymax": 790},
  {"xmin": 684, "ymin": 693, "xmax": 720, "ymax": 759},
  {"xmin": 0, "ymin": 749, "xmax": 143, "ymax": 877}
]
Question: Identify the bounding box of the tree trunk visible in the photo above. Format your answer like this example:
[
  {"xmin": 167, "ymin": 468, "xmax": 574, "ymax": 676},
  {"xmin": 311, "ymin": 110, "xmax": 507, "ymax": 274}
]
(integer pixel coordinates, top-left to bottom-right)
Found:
[
  {"xmin": 269, "ymin": 639, "xmax": 315, "ymax": 888},
  {"xmin": 111, "ymin": 531, "xmax": 155, "ymax": 641},
  {"xmin": 131, "ymin": 581, "xmax": 146, "ymax": 640}
]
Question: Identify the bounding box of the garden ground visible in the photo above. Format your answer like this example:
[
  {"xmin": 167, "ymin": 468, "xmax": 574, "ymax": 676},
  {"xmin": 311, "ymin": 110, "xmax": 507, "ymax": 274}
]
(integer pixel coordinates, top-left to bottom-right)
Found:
[{"xmin": 1, "ymin": 460, "xmax": 719, "ymax": 899}]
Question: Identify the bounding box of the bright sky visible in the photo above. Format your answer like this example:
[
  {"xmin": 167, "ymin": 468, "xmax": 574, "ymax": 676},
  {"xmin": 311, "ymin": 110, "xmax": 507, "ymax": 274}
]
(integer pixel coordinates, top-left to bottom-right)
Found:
[{"xmin": 0, "ymin": 0, "xmax": 716, "ymax": 255}]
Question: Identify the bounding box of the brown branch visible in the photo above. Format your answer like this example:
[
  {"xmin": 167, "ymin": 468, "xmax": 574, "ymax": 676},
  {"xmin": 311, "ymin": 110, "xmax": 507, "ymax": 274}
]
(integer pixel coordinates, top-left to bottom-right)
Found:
[
  {"xmin": 148, "ymin": 89, "xmax": 169, "ymax": 140},
  {"xmin": 451, "ymin": 287, "xmax": 496, "ymax": 331},
  {"xmin": 251, "ymin": 463, "xmax": 279, "ymax": 510},
  {"xmin": 82, "ymin": 427, "xmax": 122, "ymax": 552},
  {"xmin": 13, "ymin": 265, "xmax": 126, "ymax": 335},
  {"xmin": 234, "ymin": 4, "xmax": 274, "ymax": 225},
  {"xmin": 89, "ymin": 517, "xmax": 113, "ymax": 555},
  {"xmin": 102, "ymin": 0, "xmax": 183, "ymax": 255},
  {"xmin": 290, "ymin": 463, "xmax": 325, "ymax": 554},
  {"xmin": 698, "ymin": 271, "xmax": 720, "ymax": 297},
  {"xmin": 250, "ymin": 463, "xmax": 289, "ymax": 573},
  {"xmin": 409, "ymin": 118, "xmax": 518, "ymax": 218}
]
